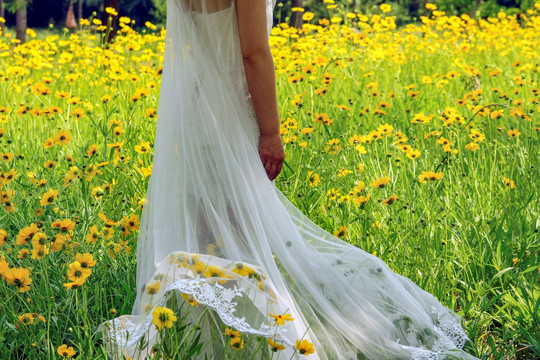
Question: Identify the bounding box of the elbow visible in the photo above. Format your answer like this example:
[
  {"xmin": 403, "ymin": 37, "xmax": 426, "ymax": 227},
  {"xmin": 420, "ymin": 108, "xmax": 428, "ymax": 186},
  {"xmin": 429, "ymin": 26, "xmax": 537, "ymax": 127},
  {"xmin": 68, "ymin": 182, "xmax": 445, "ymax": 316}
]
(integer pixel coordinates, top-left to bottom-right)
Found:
[{"xmin": 241, "ymin": 47, "xmax": 272, "ymax": 65}]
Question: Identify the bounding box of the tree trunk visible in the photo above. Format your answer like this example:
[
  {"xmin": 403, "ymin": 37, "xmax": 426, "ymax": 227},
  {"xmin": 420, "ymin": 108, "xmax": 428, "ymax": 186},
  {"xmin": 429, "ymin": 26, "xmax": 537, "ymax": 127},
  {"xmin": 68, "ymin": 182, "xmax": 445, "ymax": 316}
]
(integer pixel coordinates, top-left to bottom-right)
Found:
[
  {"xmin": 101, "ymin": 0, "xmax": 119, "ymax": 43},
  {"xmin": 470, "ymin": 0, "xmax": 483, "ymax": 18},
  {"xmin": 289, "ymin": 0, "xmax": 303, "ymax": 28},
  {"xmin": 78, "ymin": 0, "xmax": 83, "ymax": 30},
  {"xmin": 15, "ymin": 0, "xmax": 27, "ymax": 44},
  {"xmin": 66, "ymin": 0, "xmax": 77, "ymax": 29}
]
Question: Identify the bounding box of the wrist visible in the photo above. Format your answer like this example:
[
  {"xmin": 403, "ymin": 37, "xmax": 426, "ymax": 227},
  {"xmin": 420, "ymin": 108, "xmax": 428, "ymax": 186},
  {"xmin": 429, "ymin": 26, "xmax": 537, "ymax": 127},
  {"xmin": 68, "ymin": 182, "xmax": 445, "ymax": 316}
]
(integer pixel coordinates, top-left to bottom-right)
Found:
[{"xmin": 260, "ymin": 129, "xmax": 281, "ymax": 137}]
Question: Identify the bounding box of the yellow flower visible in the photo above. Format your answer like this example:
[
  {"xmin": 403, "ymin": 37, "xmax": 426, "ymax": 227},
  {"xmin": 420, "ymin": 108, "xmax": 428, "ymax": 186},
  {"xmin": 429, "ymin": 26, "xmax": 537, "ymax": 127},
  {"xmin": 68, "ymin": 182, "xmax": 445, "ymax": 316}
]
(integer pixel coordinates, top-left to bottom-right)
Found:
[
  {"xmin": 296, "ymin": 339, "xmax": 315, "ymax": 355},
  {"xmin": 57, "ymin": 344, "xmax": 76, "ymax": 358},
  {"xmin": 0, "ymin": 229, "xmax": 7, "ymax": 247},
  {"xmin": 269, "ymin": 313, "xmax": 294, "ymax": 325},
  {"xmin": 411, "ymin": 113, "xmax": 432, "ymax": 124},
  {"xmin": 302, "ymin": 12, "xmax": 315, "ymax": 21},
  {"xmin": 350, "ymin": 182, "xmax": 366, "ymax": 197},
  {"xmin": 370, "ymin": 176, "xmax": 390, "ymax": 188},
  {"xmin": 86, "ymin": 225, "xmax": 100, "ymax": 244},
  {"xmin": 54, "ymin": 130, "xmax": 71, "ymax": 146},
  {"xmin": 307, "ymin": 171, "xmax": 320, "ymax": 187},
  {"xmin": 268, "ymin": 337, "xmax": 286, "ymax": 352},
  {"xmin": 3, "ymin": 267, "xmax": 32, "ymax": 292},
  {"xmin": 152, "ymin": 306, "xmax": 177, "ymax": 330},
  {"xmin": 146, "ymin": 281, "xmax": 161, "ymax": 295},
  {"xmin": 353, "ymin": 194, "xmax": 370, "ymax": 206},
  {"xmin": 17, "ymin": 248, "xmax": 30, "ymax": 259},
  {"xmin": 422, "ymin": 76, "xmax": 433, "ymax": 84},
  {"xmin": 122, "ymin": 214, "xmax": 140, "ymax": 231},
  {"xmin": 63, "ymin": 277, "xmax": 87, "ymax": 290},
  {"xmin": 203, "ymin": 264, "xmax": 225, "ymax": 278},
  {"xmin": 231, "ymin": 262, "xmax": 255, "ymax": 277},
  {"xmin": 418, "ymin": 171, "xmax": 443, "ymax": 184},
  {"xmin": 223, "ymin": 327, "xmax": 242, "ymax": 338},
  {"xmin": 230, "ymin": 336, "xmax": 245, "ymax": 350},
  {"xmin": 0, "ymin": 257, "xmax": 8, "ymax": 275},
  {"xmin": 333, "ymin": 225, "xmax": 347, "ymax": 238},
  {"xmin": 18, "ymin": 313, "xmax": 35, "ymax": 325},
  {"xmin": 377, "ymin": 123, "xmax": 394, "ymax": 135},
  {"xmin": 507, "ymin": 129, "xmax": 521, "ymax": 137},
  {"xmin": 52, "ymin": 234, "xmax": 67, "ymax": 252},
  {"xmin": 1, "ymin": 152, "xmax": 13, "ymax": 161},
  {"xmin": 67, "ymin": 261, "xmax": 91, "ymax": 282},
  {"xmin": 71, "ymin": 107, "xmax": 85, "ymax": 119},
  {"xmin": 337, "ymin": 168, "xmax": 352, "ymax": 177},
  {"xmin": 98, "ymin": 212, "xmax": 121, "ymax": 226},
  {"xmin": 86, "ymin": 144, "xmax": 98, "ymax": 157},
  {"xmin": 145, "ymin": 21, "xmax": 157, "ymax": 30},
  {"xmin": 382, "ymin": 194, "xmax": 399, "ymax": 206},
  {"xmin": 44, "ymin": 160, "xmax": 57, "ymax": 169},
  {"xmin": 40, "ymin": 188, "xmax": 58, "ymax": 206},
  {"xmin": 380, "ymin": 4, "xmax": 391, "ymax": 13},
  {"xmin": 76, "ymin": 253, "xmax": 97, "ymax": 268},
  {"xmin": 135, "ymin": 142, "xmax": 151, "ymax": 154},
  {"xmin": 43, "ymin": 138, "xmax": 55, "ymax": 148},
  {"xmin": 105, "ymin": 7, "xmax": 118, "ymax": 16},
  {"xmin": 502, "ymin": 177, "xmax": 515, "ymax": 189},
  {"xmin": 406, "ymin": 149, "xmax": 421, "ymax": 159},
  {"xmin": 31, "ymin": 245, "xmax": 50, "ymax": 260},
  {"xmin": 181, "ymin": 293, "xmax": 199, "ymax": 306},
  {"xmin": 52, "ymin": 218, "xmax": 76, "ymax": 232},
  {"xmin": 100, "ymin": 94, "xmax": 112, "ymax": 103},
  {"xmin": 145, "ymin": 108, "xmax": 157, "ymax": 118},
  {"xmin": 465, "ymin": 142, "xmax": 479, "ymax": 151},
  {"xmin": 30, "ymin": 232, "xmax": 47, "ymax": 249}
]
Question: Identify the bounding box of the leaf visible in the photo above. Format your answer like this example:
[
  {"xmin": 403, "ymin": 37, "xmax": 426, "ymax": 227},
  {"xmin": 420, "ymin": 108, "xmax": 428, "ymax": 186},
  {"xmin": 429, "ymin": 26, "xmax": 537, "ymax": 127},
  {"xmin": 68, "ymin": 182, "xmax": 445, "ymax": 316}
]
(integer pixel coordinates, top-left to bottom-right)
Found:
[
  {"xmin": 492, "ymin": 267, "xmax": 514, "ymax": 279},
  {"xmin": 522, "ymin": 266, "xmax": 539, "ymax": 275}
]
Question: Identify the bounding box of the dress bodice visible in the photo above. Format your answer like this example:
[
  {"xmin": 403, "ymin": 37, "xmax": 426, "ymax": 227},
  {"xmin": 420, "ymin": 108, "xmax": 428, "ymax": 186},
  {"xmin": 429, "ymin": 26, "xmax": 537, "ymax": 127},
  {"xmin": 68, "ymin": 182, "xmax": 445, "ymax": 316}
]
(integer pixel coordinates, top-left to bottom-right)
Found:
[{"xmin": 188, "ymin": 2, "xmax": 264, "ymax": 146}]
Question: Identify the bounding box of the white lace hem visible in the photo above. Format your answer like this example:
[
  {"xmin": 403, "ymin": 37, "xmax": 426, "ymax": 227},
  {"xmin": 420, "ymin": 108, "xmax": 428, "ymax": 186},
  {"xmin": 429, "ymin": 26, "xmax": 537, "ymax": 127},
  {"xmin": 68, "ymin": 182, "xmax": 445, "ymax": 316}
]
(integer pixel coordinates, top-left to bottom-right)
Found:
[
  {"xmin": 400, "ymin": 306, "xmax": 470, "ymax": 359},
  {"xmin": 98, "ymin": 278, "xmax": 307, "ymax": 359}
]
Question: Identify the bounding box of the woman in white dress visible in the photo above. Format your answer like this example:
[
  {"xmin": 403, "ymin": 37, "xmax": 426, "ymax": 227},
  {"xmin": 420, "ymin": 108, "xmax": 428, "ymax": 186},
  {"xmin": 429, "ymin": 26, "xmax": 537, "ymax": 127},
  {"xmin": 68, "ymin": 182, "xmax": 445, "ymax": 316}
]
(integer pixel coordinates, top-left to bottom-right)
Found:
[{"xmin": 97, "ymin": 0, "xmax": 481, "ymax": 359}]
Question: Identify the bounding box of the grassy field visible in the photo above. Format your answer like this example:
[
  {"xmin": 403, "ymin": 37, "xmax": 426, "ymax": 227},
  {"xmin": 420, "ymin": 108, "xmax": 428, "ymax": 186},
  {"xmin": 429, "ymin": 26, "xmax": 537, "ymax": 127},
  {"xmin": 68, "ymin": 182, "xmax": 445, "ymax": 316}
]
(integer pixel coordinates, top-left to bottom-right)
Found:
[{"xmin": 0, "ymin": 2, "xmax": 539, "ymax": 359}]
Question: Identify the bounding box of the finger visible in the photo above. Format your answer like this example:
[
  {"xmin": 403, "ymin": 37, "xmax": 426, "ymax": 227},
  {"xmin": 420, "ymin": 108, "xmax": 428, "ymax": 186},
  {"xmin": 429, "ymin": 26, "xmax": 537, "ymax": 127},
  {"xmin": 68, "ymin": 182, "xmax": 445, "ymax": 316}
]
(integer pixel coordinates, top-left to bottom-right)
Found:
[
  {"xmin": 269, "ymin": 162, "xmax": 278, "ymax": 180},
  {"xmin": 275, "ymin": 162, "xmax": 283, "ymax": 177},
  {"xmin": 264, "ymin": 159, "xmax": 272, "ymax": 177}
]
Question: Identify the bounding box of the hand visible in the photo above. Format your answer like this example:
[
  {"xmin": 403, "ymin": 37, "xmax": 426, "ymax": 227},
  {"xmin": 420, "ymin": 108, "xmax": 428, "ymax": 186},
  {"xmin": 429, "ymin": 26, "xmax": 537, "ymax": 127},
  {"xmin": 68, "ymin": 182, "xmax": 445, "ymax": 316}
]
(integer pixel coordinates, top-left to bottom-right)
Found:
[{"xmin": 258, "ymin": 132, "xmax": 285, "ymax": 181}]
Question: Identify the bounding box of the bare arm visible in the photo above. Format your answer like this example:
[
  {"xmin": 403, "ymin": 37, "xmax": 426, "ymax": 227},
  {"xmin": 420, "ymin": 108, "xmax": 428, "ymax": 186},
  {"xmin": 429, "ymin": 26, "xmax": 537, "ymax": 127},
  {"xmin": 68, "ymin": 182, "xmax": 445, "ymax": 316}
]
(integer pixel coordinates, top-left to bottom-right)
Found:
[{"xmin": 236, "ymin": 0, "xmax": 284, "ymax": 181}]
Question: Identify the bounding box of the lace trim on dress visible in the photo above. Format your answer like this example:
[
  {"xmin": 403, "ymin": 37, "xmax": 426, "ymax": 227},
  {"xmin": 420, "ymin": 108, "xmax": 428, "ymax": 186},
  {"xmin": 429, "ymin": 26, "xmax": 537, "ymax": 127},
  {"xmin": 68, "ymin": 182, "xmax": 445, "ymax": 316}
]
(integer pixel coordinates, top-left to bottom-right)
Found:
[
  {"xmin": 400, "ymin": 306, "xmax": 470, "ymax": 359},
  {"xmin": 99, "ymin": 278, "xmax": 309, "ymax": 359},
  {"xmin": 100, "ymin": 278, "xmax": 470, "ymax": 360},
  {"xmin": 431, "ymin": 306, "xmax": 469, "ymax": 349}
]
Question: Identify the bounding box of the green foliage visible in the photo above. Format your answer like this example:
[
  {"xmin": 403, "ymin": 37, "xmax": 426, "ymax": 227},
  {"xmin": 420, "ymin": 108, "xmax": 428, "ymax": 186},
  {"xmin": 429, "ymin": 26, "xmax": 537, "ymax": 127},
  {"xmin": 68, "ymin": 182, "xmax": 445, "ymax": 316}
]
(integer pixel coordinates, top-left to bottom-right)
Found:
[
  {"xmin": 149, "ymin": 0, "xmax": 167, "ymax": 25},
  {"xmin": 273, "ymin": 0, "xmax": 539, "ymax": 26},
  {"xmin": 3, "ymin": 0, "xmax": 33, "ymax": 13},
  {"xmin": 435, "ymin": 0, "xmax": 537, "ymax": 17}
]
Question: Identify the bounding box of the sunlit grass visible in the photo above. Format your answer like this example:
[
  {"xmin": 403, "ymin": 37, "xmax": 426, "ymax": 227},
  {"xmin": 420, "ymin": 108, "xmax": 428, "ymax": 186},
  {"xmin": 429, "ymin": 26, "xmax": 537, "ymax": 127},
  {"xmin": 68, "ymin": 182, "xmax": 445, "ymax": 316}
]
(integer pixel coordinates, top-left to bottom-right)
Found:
[{"xmin": 0, "ymin": 2, "xmax": 539, "ymax": 359}]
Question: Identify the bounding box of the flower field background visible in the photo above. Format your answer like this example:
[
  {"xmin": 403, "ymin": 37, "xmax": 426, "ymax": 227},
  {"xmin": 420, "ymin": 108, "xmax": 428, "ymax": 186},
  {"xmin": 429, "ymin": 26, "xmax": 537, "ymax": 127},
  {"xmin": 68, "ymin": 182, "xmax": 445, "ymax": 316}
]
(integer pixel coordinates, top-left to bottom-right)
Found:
[{"xmin": 0, "ymin": 2, "xmax": 539, "ymax": 359}]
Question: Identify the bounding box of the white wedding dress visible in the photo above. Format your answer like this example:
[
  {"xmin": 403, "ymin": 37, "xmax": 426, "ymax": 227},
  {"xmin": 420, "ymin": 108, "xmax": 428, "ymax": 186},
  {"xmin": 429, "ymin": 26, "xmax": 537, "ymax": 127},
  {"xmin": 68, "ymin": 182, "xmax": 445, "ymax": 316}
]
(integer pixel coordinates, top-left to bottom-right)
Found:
[{"xmin": 97, "ymin": 0, "xmax": 480, "ymax": 359}]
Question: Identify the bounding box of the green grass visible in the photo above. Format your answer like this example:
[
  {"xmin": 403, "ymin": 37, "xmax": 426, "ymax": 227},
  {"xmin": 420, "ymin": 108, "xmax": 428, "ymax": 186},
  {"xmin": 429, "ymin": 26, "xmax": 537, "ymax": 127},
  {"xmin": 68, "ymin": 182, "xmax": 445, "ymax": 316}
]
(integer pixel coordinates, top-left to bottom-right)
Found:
[{"xmin": 0, "ymin": 7, "xmax": 539, "ymax": 360}]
